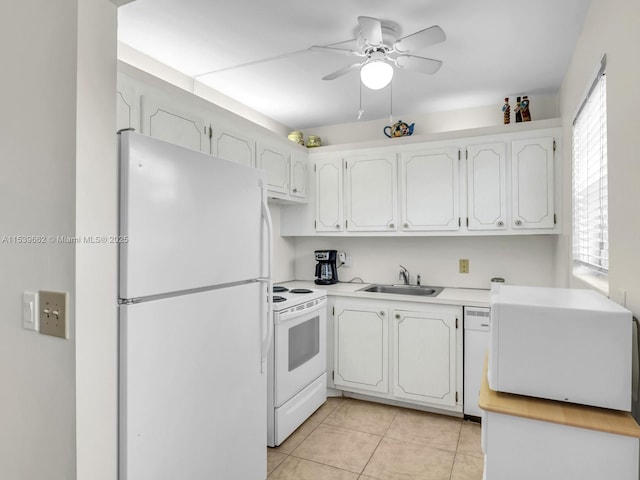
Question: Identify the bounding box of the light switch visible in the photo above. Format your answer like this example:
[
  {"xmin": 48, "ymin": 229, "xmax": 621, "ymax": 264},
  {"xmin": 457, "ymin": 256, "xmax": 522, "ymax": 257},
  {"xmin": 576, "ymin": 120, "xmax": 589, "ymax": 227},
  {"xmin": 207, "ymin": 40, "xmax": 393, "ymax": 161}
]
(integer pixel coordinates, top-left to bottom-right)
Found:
[
  {"xmin": 39, "ymin": 290, "xmax": 68, "ymax": 339},
  {"xmin": 22, "ymin": 291, "xmax": 39, "ymax": 331}
]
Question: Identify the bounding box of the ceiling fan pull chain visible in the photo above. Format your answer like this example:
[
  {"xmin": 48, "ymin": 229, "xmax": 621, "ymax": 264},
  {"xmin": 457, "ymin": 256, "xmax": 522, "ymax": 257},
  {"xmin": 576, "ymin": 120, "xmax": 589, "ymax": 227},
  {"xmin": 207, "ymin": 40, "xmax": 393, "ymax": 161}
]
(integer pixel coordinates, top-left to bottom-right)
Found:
[{"xmin": 358, "ymin": 81, "xmax": 364, "ymax": 120}]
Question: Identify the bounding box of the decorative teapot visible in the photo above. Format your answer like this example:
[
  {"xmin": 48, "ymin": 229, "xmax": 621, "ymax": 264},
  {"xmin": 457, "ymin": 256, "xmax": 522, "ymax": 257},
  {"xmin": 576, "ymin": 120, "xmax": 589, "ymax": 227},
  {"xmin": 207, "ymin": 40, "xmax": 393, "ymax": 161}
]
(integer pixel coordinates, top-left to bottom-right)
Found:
[{"xmin": 384, "ymin": 120, "xmax": 415, "ymax": 138}]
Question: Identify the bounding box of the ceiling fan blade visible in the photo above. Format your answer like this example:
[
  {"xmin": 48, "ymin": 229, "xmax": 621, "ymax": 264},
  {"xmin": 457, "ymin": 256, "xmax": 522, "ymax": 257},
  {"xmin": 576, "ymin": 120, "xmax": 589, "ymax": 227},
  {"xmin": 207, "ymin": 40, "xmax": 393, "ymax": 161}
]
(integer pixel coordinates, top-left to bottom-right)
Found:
[
  {"xmin": 309, "ymin": 45, "xmax": 364, "ymax": 57},
  {"xmin": 395, "ymin": 55, "xmax": 443, "ymax": 75},
  {"xmin": 357, "ymin": 16, "xmax": 383, "ymax": 46},
  {"xmin": 394, "ymin": 25, "xmax": 446, "ymax": 53},
  {"xmin": 322, "ymin": 63, "xmax": 362, "ymax": 80}
]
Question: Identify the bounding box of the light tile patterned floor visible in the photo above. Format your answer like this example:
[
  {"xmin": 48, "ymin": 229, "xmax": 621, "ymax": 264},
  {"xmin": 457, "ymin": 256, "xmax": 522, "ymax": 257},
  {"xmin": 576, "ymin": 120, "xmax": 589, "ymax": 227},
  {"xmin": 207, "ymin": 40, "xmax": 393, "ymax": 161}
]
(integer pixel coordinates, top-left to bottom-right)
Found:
[{"xmin": 267, "ymin": 397, "xmax": 483, "ymax": 480}]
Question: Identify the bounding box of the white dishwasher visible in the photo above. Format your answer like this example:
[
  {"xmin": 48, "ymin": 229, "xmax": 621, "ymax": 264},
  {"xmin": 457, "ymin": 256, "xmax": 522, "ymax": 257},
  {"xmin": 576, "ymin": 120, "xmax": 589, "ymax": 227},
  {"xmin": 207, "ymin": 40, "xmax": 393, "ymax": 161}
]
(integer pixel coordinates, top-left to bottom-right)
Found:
[{"xmin": 464, "ymin": 306, "xmax": 490, "ymax": 418}]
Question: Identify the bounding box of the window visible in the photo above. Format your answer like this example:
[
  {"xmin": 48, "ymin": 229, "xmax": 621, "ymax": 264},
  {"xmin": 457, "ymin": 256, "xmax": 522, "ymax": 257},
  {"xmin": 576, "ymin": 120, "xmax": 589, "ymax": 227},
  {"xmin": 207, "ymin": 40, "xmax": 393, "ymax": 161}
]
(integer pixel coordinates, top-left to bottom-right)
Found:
[{"xmin": 572, "ymin": 57, "xmax": 608, "ymax": 277}]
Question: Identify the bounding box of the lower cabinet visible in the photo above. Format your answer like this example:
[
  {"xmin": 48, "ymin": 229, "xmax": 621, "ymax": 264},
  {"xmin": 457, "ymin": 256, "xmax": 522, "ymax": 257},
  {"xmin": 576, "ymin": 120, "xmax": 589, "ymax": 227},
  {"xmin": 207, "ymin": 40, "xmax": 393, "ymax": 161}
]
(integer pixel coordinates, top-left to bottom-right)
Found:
[{"xmin": 333, "ymin": 298, "xmax": 462, "ymax": 413}]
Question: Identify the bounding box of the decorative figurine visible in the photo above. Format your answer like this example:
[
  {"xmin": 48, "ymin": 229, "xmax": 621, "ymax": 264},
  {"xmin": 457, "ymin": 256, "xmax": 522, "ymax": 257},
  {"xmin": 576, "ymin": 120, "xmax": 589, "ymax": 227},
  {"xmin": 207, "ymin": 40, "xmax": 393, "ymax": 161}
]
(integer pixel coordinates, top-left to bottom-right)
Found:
[
  {"xmin": 515, "ymin": 97, "xmax": 522, "ymax": 123},
  {"xmin": 502, "ymin": 97, "xmax": 511, "ymax": 124},
  {"xmin": 384, "ymin": 120, "xmax": 415, "ymax": 138},
  {"xmin": 521, "ymin": 96, "xmax": 532, "ymax": 121}
]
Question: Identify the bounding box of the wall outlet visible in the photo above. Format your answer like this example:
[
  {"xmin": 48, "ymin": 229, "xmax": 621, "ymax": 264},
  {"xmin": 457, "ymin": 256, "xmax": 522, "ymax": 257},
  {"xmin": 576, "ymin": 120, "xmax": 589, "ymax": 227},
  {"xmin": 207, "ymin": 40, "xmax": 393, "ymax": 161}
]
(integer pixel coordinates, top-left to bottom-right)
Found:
[
  {"xmin": 338, "ymin": 251, "xmax": 346, "ymax": 264},
  {"xmin": 39, "ymin": 290, "xmax": 68, "ymax": 339},
  {"xmin": 459, "ymin": 259, "xmax": 469, "ymax": 274}
]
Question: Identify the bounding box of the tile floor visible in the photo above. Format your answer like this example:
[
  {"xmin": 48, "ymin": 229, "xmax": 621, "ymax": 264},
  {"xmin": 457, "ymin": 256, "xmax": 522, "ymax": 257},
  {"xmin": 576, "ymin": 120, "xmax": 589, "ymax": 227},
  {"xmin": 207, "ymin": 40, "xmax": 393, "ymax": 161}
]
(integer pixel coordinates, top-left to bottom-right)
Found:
[{"xmin": 267, "ymin": 397, "xmax": 483, "ymax": 480}]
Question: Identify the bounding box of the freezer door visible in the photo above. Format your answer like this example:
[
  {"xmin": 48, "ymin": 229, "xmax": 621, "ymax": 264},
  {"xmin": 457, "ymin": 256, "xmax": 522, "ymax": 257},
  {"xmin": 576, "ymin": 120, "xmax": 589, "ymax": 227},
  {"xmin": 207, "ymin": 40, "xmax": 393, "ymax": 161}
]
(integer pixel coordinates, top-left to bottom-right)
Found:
[
  {"xmin": 119, "ymin": 282, "xmax": 266, "ymax": 480},
  {"xmin": 119, "ymin": 131, "xmax": 264, "ymax": 299}
]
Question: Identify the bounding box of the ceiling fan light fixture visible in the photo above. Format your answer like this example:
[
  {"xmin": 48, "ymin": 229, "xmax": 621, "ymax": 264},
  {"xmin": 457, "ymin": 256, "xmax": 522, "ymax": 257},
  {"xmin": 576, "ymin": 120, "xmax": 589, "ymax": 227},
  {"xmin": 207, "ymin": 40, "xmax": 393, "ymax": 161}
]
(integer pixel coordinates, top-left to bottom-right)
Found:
[{"xmin": 360, "ymin": 60, "xmax": 393, "ymax": 90}]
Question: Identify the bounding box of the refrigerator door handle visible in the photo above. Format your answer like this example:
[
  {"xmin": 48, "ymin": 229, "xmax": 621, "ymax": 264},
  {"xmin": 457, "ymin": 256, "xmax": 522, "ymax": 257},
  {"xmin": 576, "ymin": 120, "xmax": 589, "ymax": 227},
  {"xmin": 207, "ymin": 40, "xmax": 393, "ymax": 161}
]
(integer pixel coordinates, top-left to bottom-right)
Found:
[{"xmin": 258, "ymin": 192, "xmax": 274, "ymax": 373}]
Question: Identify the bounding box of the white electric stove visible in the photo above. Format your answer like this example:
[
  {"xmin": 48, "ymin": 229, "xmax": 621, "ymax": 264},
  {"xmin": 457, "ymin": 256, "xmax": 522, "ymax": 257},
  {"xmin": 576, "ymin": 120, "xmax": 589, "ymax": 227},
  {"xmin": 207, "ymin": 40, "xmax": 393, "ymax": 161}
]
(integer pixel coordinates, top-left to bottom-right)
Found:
[{"xmin": 267, "ymin": 285, "xmax": 327, "ymax": 447}]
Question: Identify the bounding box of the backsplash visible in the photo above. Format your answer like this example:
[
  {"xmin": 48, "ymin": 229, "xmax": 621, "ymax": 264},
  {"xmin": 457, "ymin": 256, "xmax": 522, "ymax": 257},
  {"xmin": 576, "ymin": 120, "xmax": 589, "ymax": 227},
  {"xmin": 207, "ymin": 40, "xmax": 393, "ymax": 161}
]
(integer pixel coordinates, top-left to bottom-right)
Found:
[{"xmin": 292, "ymin": 235, "xmax": 558, "ymax": 289}]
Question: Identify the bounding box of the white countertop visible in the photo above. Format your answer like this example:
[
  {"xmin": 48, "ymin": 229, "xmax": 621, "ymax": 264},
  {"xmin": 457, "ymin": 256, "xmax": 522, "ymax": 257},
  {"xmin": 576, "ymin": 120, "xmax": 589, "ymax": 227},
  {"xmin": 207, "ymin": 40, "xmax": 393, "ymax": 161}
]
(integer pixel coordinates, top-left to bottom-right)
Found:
[{"xmin": 277, "ymin": 280, "xmax": 490, "ymax": 308}]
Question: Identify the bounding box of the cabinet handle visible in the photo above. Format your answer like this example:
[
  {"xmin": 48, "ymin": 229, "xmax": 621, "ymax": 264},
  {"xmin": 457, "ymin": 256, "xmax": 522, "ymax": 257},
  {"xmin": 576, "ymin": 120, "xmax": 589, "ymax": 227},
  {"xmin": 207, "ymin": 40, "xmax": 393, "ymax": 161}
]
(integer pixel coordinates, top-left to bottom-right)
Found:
[
  {"xmin": 292, "ymin": 187, "xmax": 297, "ymax": 193},
  {"xmin": 497, "ymin": 220, "xmax": 504, "ymax": 227},
  {"xmin": 335, "ymin": 224, "xmax": 340, "ymax": 229},
  {"xmin": 389, "ymin": 223, "xmax": 395, "ymax": 229},
  {"xmin": 515, "ymin": 219, "xmax": 522, "ymax": 226},
  {"xmin": 395, "ymin": 314, "xmax": 400, "ymax": 319},
  {"xmin": 379, "ymin": 311, "xmax": 385, "ymax": 316},
  {"xmin": 403, "ymin": 222, "xmax": 409, "ymax": 228}
]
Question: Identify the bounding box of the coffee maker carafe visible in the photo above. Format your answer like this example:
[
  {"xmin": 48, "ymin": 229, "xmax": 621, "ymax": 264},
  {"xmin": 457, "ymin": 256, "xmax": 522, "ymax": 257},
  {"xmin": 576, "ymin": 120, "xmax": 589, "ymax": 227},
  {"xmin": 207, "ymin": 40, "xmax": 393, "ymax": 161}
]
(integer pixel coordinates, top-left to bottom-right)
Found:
[{"xmin": 314, "ymin": 250, "xmax": 338, "ymax": 285}]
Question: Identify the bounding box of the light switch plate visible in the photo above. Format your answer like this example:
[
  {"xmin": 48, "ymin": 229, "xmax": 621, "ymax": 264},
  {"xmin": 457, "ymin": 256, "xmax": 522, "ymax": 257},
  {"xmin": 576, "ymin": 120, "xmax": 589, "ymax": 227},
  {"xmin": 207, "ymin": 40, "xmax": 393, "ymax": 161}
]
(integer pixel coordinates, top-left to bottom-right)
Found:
[
  {"xmin": 22, "ymin": 291, "xmax": 39, "ymax": 331},
  {"xmin": 39, "ymin": 290, "xmax": 68, "ymax": 339}
]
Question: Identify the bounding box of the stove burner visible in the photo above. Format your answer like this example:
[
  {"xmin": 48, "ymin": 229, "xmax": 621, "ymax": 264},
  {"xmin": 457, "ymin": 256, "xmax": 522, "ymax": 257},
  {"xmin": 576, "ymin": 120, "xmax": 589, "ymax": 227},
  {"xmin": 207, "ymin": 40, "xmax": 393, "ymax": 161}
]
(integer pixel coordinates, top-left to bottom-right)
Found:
[
  {"xmin": 290, "ymin": 288, "xmax": 313, "ymax": 294},
  {"xmin": 273, "ymin": 296, "xmax": 286, "ymax": 303},
  {"xmin": 272, "ymin": 286, "xmax": 289, "ymax": 293}
]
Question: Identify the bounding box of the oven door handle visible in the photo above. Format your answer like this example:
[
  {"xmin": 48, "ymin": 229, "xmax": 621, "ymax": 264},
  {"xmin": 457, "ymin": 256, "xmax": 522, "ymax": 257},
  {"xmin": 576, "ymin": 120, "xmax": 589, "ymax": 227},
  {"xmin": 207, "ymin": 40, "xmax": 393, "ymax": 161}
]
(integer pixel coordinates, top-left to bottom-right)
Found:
[{"xmin": 258, "ymin": 188, "xmax": 273, "ymax": 374}]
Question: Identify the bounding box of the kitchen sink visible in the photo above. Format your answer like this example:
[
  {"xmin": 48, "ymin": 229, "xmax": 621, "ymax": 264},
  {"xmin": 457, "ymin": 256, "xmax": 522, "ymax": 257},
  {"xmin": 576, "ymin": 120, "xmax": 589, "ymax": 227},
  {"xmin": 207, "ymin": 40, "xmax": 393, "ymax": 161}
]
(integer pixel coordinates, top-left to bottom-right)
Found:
[{"xmin": 358, "ymin": 284, "xmax": 444, "ymax": 297}]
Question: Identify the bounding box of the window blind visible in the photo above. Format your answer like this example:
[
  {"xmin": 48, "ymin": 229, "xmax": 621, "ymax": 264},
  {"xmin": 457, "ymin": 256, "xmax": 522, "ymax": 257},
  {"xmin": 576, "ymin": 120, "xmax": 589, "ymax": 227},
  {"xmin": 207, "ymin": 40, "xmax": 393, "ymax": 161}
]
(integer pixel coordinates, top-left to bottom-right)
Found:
[{"xmin": 572, "ymin": 62, "xmax": 608, "ymax": 273}]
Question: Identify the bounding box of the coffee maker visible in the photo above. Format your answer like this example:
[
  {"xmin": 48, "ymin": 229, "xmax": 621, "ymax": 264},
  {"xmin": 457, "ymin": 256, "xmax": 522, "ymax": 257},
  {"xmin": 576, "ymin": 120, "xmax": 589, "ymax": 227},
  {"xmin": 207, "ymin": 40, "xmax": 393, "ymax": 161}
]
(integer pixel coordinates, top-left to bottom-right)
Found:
[{"xmin": 314, "ymin": 250, "xmax": 338, "ymax": 285}]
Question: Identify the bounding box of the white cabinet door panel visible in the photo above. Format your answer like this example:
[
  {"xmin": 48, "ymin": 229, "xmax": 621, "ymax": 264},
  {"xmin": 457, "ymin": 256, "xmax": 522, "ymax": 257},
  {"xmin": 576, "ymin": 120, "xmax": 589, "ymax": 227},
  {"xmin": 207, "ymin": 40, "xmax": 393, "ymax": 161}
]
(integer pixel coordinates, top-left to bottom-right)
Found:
[
  {"xmin": 315, "ymin": 158, "xmax": 344, "ymax": 232},
  {"xmin": 467, "ymin": 143, "xmax": 507, "ymax": 230},
  {"xmin": 212, "ymin": 129, "xmax": 255, "ymax": 168},
  {"xmin": 290, "ymin": 150, "xmax": 307, "ymax": 199},
  {"xmin": 511, "ymin": 137, "xmax": 555, "ymax": 229},
  {"xmin": 400, "ymin": 147, "xmax": 459, "ymax": 231},
  {"xmin": 393, "ymin": 310, "xmax": 457, "ymax": 407},
  {"xmin": 258, "ymin": 143, "xmax": 289, "ymax": 195},
  {"xmin": 140, "ymin": 95, "xmax": 209, "ymax": 154},
  {"xmin": 345, "ymin": 154, "xmax": 397, "ymax": 232},
  {"xmin": 334, "ymin": 304, "xmax": 389, "ymax": 393}
]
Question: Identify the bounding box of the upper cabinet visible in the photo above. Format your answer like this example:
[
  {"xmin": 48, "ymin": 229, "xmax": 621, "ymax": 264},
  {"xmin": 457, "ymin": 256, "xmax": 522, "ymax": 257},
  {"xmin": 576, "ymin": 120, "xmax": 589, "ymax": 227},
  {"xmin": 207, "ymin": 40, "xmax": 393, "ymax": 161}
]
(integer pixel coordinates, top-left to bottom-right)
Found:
[
  {"xmin": 140, "ymin": 95, "xmax": 210, "ymax": 154},
  {"xmin": 315, "ymin": 157, "xmax": 344, "ymax": 232},
  {"xmin": 466, "ymin": 142, "xmax": 507, "ymax": 231},
  {"xmin": 345, "ymin": 153, "xmax": 398, "ymax": 232},
  {"xmin": 211, "ymin": 127, "xmax": 255, "ymax": 168},
  {"xmin": 117, "ymin": 72, "xmax": 308, "ymax": 204},
  {"xmin": 400, "ymin": 147, "xmax": 460, "ymax": 231},
  {"xmin": 511, "ymin": 137, "xmax": 555, "ymax": 229},
  {"xmin": 280, "ymin": 123, "xmax": 561, "ymax": 237}
]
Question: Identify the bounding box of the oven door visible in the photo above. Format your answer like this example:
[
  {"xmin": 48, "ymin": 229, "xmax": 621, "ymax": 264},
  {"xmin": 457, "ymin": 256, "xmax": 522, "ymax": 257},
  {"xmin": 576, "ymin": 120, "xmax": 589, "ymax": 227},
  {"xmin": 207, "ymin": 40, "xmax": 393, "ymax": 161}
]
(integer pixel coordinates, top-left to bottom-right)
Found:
[{"xmin": 274, "ymin": 298, "xmax": 327, "ymax": 407}]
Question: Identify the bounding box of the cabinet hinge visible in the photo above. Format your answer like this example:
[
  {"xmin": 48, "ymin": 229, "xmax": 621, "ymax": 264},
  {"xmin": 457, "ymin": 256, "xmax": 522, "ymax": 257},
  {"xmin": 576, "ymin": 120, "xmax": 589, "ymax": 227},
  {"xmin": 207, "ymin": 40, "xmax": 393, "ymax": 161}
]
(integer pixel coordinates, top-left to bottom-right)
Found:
[
  {"xmin": 458, "ymin": 150, "xmax": 461, "ymax": 161},
  {"xmin": 332, "ymin": 370, "xmax": 335, "ymax": 381},
  {"xmin": 314, "ymin": 163, "xmax": 316, "ymax": 173},
  {"xmin": 554, "ymin": 213, "xmax": 557, "ymax": 225},
  {"xmin": 208, "ymin": 125, "xmax": 212, "ymax": 139},
  {"xmin": 332, "ymin": 306, "xmax": 335, "ymax": 316},
  {"xmin": 465, "ymin": 149, "xmax": 468, "ymax": 160},
  {"xmin": 466, "ymin": 217, "xmax": 469, "ymax": 227},
  {"xmin": 345, "ymin": 219, "xmax": 348, "ymax": 229},
  {"xmin": 345, "ymin": 161, "xmax": 348, "ymax": 169},
  {"xmin": 553, "ymin": 140, "xmax": 557, "ymax": 152},
  {"xmin": 456, "ymin": 391, "xmax": 459, "ymax": 403},
  {"xmin": 314, "ymin": 220, "xmax": 317, "ymax": 229},
  {"xmin": 456, "ymin": 317, "xmax": 459, "ymax": 329},
  {"xmin": 458, "ymin": 217, "xmax": 461, "ymax": 227}
]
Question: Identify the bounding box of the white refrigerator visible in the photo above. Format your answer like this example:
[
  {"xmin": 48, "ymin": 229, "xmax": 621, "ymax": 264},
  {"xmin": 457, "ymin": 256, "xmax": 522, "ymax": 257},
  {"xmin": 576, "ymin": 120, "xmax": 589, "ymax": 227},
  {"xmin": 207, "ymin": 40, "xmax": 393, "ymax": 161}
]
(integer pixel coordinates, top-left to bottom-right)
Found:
[{"xmin": 118, "ymin": 131, "xmax": 273, "ymax": 480}]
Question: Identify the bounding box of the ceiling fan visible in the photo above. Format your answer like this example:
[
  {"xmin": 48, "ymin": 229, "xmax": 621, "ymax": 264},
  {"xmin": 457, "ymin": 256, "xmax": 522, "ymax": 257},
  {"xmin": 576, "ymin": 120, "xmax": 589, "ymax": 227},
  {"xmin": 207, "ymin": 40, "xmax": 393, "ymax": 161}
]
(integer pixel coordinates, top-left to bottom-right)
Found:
[{"xmin": 311, "ymin": 16, "xmax": 446, "ymax": 90}]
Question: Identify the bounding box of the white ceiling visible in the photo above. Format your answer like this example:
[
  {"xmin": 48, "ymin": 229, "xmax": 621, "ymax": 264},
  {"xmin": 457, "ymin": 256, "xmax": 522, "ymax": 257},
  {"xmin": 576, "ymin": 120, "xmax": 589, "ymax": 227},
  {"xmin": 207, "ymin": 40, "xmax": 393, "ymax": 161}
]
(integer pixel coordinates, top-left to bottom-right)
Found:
[{"xmin": 117, "ymin": 0, "xmax": 591, "ymax": 130}]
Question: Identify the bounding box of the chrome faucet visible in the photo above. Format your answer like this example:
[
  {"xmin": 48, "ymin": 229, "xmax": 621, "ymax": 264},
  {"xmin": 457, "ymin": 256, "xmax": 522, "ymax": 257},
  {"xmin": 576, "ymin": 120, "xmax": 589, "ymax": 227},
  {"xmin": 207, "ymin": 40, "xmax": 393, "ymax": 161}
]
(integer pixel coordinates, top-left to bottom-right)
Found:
[{"xmin": 399, "ymin": 265, "xmax": 410, "ymax": 285}]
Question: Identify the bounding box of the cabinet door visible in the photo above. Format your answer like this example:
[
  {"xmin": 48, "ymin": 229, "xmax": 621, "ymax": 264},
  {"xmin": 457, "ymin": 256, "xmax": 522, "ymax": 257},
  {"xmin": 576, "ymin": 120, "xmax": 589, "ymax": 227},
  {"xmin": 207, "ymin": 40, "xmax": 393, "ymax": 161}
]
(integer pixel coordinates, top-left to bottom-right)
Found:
[
  {"xmin": 211, "ymin": 128, "xmax": 255, "ymax": 168},
  {"xmin": 289, "ymin": 150, "xmax": 307, "ymax": 199},
  {"xmin": 511, "ymin": 137, "xmax": 555, "ymax": 229},
  {"xmin": 400, "ymin": 147, "xmax": 459, "ymax": 231},
  {"xmin": 140, "ymin": 95, "xmax": 209, "ymax": 153},
  {"xmin": 116, "ymin": 82, "xmax": 139, "ymax": 132},
  {"xmin": 467, "ymin": 143, "xmax": 507, "ymax": 230},
  {"xmin": 258, "ymin": 142, "xmax": 289, "ymax": 195},
  {"xmin": 315, "ymin": 158, "xmax": 344, "ymax": 232},
  {"xmin": 345, "ymin": 153, "xmax": 397, "ymax": 232},
  {"xmin": 334, "ymin": 304, "xmax": 389, "ymax": 393},
  {"xmin": 393, "ymin": 309, "xmax": 457, "ymax": 407}
]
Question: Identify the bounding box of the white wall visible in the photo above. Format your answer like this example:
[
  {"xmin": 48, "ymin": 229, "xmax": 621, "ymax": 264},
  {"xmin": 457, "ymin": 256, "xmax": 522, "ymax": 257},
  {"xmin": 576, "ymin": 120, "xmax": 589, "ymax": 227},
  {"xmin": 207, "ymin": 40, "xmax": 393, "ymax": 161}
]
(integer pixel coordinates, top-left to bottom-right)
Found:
[
  {"xmin": 268, "ymin": 203, "xmax": 297, "ymax": 283},
  {"xmin": 294, "ymin": 236, "xmax": 557, "ymax": 289},
  {"xmin": 305, "ymin": 94, "xmax": 559, "ymax": 146},
  {"xmin": 0, "ymin": 1, "xmax": 79, "ymax": 478},
  {"xmin": 0, "ymin": 2, "xmax": 118, "ymax": 479},
  {"xmin": 557, "ymin": 0, "xmax": 640, "ymax": 314}
]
